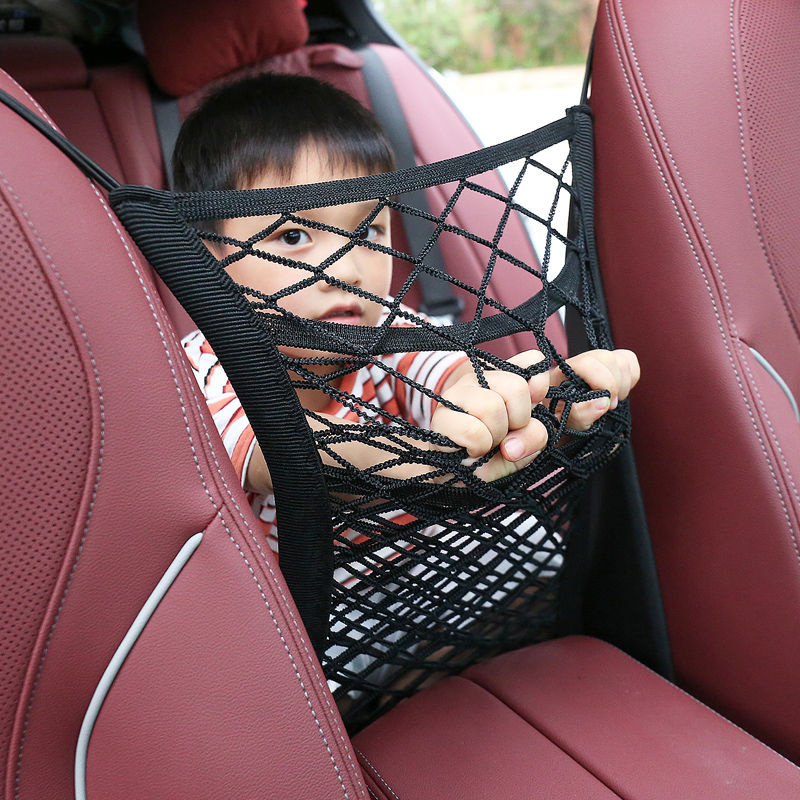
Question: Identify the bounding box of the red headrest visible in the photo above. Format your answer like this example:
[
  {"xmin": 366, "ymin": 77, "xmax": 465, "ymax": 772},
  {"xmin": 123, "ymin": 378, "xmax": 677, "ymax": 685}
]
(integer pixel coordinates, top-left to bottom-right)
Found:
[
  {"xmin": 137, "ymin": 0, "xmax": 309, "ymax": 97},
  {"xmin": 0, "ymin": 36, "xmax": 87, "ymax": 90}
]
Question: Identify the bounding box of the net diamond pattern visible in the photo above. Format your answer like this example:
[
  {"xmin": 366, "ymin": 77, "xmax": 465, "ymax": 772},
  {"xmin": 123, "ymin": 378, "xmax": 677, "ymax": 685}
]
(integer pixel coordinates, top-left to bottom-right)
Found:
[{"xmin": 111, "ymin": 106, "xmax": 630, "ymax": 731}]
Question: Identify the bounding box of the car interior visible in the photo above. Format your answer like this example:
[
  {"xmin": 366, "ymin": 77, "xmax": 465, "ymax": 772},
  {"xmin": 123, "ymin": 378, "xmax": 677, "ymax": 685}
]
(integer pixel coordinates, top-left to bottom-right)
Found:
[{"xmin": 1, "ymin": 0, "xmax": 800, "ymax": 797}]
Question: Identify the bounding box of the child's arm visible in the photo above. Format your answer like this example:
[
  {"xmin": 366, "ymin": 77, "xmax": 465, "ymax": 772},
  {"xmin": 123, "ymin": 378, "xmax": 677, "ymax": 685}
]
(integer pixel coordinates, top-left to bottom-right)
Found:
[
  {"xmin": 244, "ymin": 411, "xmax": 436, "ymax": 494},
  {"xmin": 430, "ymin": 348, "xmax": 640, "ymax": 483},
  {"xmin": 244, "ymin": 349, "xmax": 640, "ymax": 494}
]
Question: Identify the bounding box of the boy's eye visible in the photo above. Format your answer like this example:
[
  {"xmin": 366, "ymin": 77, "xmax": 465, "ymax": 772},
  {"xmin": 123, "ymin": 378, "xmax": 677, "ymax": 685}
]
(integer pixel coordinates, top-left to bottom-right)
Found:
[
  {"xmin": 358, "ymin": 225, "xmax": 383, "ymax": 242},
  {"xmin": 279, "ymin": 229, "xmax": 310, "ymax": 246}
]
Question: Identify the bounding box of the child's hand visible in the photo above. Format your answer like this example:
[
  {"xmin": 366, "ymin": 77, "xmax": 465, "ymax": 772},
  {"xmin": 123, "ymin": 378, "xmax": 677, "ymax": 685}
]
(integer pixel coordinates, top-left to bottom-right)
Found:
[
  {"xmin": 431, "ymin": 348, "xmax": 640, "ymax": 482},
  {"xmin": 431, "ymin": 351, "xmax": 551, "ymax": 482},
  {"xmin": 554, "ymin": 349, "xmax": 640, "ymax": 431}
]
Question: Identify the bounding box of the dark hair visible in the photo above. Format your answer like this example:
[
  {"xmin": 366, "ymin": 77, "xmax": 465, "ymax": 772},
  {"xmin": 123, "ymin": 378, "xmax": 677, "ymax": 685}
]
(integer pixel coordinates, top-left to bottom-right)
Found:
[{"xmin": 172, "ymin": 73, "xmax": 396, "ymax": 193}]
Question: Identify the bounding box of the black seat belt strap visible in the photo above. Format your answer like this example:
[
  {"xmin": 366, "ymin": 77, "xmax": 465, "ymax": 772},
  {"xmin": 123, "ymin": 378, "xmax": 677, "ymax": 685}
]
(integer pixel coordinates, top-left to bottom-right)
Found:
[
  {"xmin": 150, "ymin": 89, "xmax": 181, "ymax": 190},
  {"xmin": 359, "ymin": 45, "xmax": 462, "ymax": 321}
]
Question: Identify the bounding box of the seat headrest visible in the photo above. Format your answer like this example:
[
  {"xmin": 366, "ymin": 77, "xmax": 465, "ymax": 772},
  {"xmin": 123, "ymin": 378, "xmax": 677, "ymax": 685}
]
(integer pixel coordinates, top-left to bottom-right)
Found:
[
  {"xmin": 0, "ymin": 36, "xmax": 87, "ymax": 90},
  {"xmin": 137, "ymin": 0, "xmax": 309, "ymax": 97}
]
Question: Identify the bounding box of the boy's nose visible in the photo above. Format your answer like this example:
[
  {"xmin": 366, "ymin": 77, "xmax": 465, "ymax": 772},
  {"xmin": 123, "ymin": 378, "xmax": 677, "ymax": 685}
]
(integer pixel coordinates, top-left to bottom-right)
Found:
[{"xmin": 321, "ymin": 247, "xmax": 362, "ymax": 289}]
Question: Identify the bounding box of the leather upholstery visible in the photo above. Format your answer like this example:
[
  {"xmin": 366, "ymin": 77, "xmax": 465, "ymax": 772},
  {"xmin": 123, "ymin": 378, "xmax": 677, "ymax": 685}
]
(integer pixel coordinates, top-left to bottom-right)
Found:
[
  {"xmin": 592, "ymin": 0, "xmax": 800, "ymax": 760},
  {"xmin": 136, "ymin": 0, "xmax": 310, "ymax": 96},
  {"xmin": 0, "ymin": 68, "xmax": 366, "ymax": 800},
  {"xmin": 90, "ymin": 62, "xmax": 164, "ymax": 187},
  {"xmin": 355, "ymin": 637, "xmax": 800, "ymax": 799},
  {"xmin": 0, "ymin": 37, "xmax": 125, "ymax": 181},
  {"xmin": 0, "ymin": 36, "xmax": 86, "ymax": 89}
]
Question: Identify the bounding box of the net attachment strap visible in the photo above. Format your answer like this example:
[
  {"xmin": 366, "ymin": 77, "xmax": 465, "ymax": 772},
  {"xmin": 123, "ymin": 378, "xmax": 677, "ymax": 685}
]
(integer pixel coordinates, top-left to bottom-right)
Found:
[{"xmin": 0, "ymin": 87, "xmax": 120, "ymax": 192}]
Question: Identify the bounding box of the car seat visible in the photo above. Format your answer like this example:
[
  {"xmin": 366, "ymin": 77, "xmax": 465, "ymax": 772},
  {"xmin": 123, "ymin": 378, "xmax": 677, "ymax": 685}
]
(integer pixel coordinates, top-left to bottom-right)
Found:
[
  {"xmin": 3, "ymin": 17, "xmax": 800, "ymax": 799},
  {"xmin": 591, "ymin": 0, "xmax": 800, "ymax": 762},
  {"xmin": 0, "ymin": 67, "xmax": 367, "ymax": 799}
]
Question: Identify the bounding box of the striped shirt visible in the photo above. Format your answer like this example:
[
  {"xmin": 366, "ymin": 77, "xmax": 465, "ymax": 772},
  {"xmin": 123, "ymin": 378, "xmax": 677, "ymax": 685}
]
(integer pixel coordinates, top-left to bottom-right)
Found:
[{"xmin": 182, "ymin": 315, "xmax": 467, "ymax": 558}]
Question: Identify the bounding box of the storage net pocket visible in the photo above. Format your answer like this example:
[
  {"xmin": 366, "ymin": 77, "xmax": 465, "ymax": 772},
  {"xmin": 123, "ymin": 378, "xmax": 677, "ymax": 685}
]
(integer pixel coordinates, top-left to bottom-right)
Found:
[{"xmin": 111, "ymin": 105, "xmax": 630, "ymax": 731}]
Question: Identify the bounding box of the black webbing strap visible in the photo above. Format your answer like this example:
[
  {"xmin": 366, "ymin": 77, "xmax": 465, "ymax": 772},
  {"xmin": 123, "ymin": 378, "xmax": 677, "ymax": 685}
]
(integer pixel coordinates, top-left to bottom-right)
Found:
[
  {"xmin": 359, "ymin": 45, "xmax": 462, "ymax": 320},
  {"xmin": 239, "ymin": 262, "xmax": 578, "ymax": 353},
  {"xmin": 109, "ymin": 192, "xmax": 336, "ymax": 655},
  {"xmin": 173, "ymin": 114, "xmax": 574, "ymax": 217}
]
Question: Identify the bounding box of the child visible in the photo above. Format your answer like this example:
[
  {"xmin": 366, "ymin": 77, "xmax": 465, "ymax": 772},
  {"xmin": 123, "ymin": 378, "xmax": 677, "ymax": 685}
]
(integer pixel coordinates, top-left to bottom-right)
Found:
[{"xmin": 175, "ymin": 72, "xmax": 639, "ymax": 556}]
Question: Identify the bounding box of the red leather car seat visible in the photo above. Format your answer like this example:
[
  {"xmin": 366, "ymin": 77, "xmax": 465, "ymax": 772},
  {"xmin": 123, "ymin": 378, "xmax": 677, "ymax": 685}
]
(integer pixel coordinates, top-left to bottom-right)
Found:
[
  {"xmin": 0, "ymin": 36, "xmax": 126, "ymax": 180},
  {"xmin": 3, "ymin": 28, "xmax": 800, "ymax": 800},
  {"xmin": 591, "ymin": 0, "xmax": 800, "ymax": 761},
  {"xmin": 0, "ymin": 67, "xmax": 368, "ymax": 800}
]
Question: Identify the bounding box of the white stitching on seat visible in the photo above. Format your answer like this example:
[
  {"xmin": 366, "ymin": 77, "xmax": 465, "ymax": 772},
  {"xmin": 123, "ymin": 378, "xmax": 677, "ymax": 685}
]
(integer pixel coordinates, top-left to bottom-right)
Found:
[
  {"xmin": 0, "ymin": 171, "xmax": 106, "ymax": 800},
  {"xmin": 354, "ymin": 748, "xmax": 402, "ymax": 800},
  {"xmin": 727, "ymin": 1, "xmax": 799, "ymax": 341},
  {"xmin": 737, "ymin": 339, "xmax": 800, "ymax": 561},
  {"xmin": 600, "ymin": 639, "xmax": 800, "ymax": 772},
  {"xmin": 87, "ymin": 187, "xmax": 358, "ymax": 799},
  {"xmin": 606, "ymin": 0, "xmax": 799, "ymax": 560},
  {"xmin": 726, "ymin": 0, "xmax": 800, "ymax": 551},
  {"xmin": 11, "ymin": 82, "xmax": 57, "ymax": 128},
  {"xmin": 173, "ymin": 350, "xmax": 366, "ymax": 795}
]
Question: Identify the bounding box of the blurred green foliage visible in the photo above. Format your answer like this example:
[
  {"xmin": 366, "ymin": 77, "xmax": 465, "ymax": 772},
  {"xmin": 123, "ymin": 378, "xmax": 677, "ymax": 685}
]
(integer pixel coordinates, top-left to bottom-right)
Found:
[{"xmin": 372, "ymin": 0, "xmax": 595, "ymax": 73}]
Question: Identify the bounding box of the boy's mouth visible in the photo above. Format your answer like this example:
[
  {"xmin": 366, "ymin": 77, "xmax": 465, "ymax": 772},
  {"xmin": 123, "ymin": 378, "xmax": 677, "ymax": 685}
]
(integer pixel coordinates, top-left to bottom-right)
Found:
[{"xmin": 318, "ymin": 305, "xmax": 362, "ymax": 325}]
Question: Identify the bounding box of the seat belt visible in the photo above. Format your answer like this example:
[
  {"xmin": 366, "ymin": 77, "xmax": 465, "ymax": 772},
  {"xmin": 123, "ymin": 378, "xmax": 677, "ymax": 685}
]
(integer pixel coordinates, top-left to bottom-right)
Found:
[
  {"xmin": 150, "ymin": 89, "xmax": 181, "ymax": 190},
  {"xmin": 358, "ymin": 45, "xmax": 463, "ymax": 321},
  {"xmin": 120, "ymin": 11, "xmax": 181, "ymax": 191}
]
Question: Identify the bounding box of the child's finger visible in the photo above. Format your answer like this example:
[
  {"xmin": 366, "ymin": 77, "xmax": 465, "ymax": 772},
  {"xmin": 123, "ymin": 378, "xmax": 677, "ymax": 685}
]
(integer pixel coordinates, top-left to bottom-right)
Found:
[
  {"xmin": 566, "ymin": 395, "xmax": 613, "ymax": 431},
  {"xmin": 476, "ymin": 418, "xmax": 549, "ymax": 481},
  {"xmin": 614, "ymin": 349, "xmax": 641, "ymax": 400},
  {"xmin": 505, "ymin": 349, "xmax": 549, "ymax": 403},
  {"xmin": 483, "ymin": 370, "xmax": 534, "ymax": 432},
  {"xmin": 585, "ymin": 349, "xmax": 639, "ymax": 405},
  {"xmin": 554, "ymin": 350, "xmax": 619, "ymax": 408},
  {"xmin": 437, "ymin": 384, "xmax": 510, "ymax": 453},
  {"xmin": 431, "ymin": 406, "xmax": 494, "ymax": 458},
  {"xmin": 555, "ymin": 350, "xmax": 640, "ymax": 430},
  {"xmin": 499, "ymin": 417, "xmax": 549, "ymax": 463}
]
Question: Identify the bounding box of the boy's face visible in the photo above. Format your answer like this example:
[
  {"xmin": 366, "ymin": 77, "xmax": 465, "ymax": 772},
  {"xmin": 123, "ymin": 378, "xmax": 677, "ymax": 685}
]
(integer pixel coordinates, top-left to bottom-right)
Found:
[{"xmin": 218, "ymin": 145, "xmax": 393, "ymax": 334}]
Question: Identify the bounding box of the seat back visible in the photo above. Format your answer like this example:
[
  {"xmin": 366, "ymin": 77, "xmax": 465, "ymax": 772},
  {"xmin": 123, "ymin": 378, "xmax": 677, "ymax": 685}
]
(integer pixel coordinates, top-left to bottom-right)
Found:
[
  {"xmin": 591, "ymin": 0, "xmax": 800, "ymax": 760},
  {"xmin": 0, "ymin": 36, "xmax": 126, "ymax": 180},
  {"xmin": 0, "ymin": 69, "xmax": 367, "ymax": 800}
]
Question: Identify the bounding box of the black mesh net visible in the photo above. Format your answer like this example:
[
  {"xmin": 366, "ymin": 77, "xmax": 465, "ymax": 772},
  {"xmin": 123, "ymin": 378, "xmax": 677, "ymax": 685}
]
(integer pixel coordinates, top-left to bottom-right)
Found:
[{"xmin": 110, "ymin": 105, "xmax": 630, "ymax": 731}]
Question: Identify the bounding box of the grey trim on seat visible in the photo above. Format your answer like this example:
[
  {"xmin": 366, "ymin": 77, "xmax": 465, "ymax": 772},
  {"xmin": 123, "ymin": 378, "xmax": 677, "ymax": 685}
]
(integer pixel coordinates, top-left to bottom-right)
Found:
[
  {"xmin": 749, "ymin": 346, "xmax": 799, "ymax": 423},
  {"xmin": 74, "ymin": 532, "xmax": 204, "ymax": 800}
]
